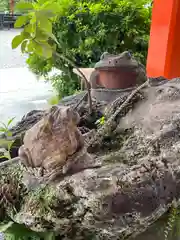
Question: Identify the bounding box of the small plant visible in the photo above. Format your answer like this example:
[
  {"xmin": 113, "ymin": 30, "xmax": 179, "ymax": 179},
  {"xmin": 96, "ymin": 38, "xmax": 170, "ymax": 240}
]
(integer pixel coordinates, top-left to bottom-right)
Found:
[
  {"xmin": 164, "ymin": 205, "xmax": 177, "ymax": 240},
  {"xmin": 47, "ymin": 94, "xmax": 60, "ymax": 106},
  {"xmin": 95, "ymin": 116, "xmax": 105, "ymax": 127},
  {"xmin": 163, "ymin": 201, "xmax": 180, "ymax": 240},
  {"xmin": 0, "ymin": 117, "xmax": 15, "ymax": 160},
  {"xmin": 0, "ymin": 221, "xmax": 56, "ymax": 240},
  {"xmin": 47, "ymin": 72, "xmax": 81, "ymax": 99}
]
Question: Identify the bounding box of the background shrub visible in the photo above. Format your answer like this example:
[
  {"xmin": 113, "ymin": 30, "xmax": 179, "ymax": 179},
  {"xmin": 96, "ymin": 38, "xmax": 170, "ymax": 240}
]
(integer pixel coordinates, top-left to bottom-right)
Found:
[{"xmin": 26, "ymin": 0, "xmax": 152, "ymax": 97}]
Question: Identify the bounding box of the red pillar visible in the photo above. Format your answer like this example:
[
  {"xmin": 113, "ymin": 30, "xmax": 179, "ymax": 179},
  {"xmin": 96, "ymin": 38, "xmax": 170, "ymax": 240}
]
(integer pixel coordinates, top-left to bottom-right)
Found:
[
  {"xmin": 146, "ymin": 0, "xmax": 180, "ymax": 79},
  {"xmin": 10, "ymin": 0, "xmax": 14, "ymax": 15}
]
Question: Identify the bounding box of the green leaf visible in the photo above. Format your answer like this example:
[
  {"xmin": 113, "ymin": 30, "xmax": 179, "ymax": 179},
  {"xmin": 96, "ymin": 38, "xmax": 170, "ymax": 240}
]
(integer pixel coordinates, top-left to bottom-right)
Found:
[
  {"xmin": 0, "ymin": 222, "xmax": 14, "ymax": 232},
  {"xmin": 27, "ymin": 41, "xmax": 34, "ymax": 52},
  {"xmin": 41, "ymin": 43, "xmax": 53, "ymax": 59},
  {"xmin": 100, "ymin": 116, "xmax": 105, "ymax": 125},
  {"xmin": 32, "ymin": 41, "xmax": 43, "ymax": 56},
  {"xmin": 0, "ymin": 121, "xmax": 8, "ymax": 129},
  {"xmin": 36, "ymin": 28, "xmax": 49, "ymax": 41},
  {"xmin": 6, "ymin": 131, "xmax": 12, "ymax": 137},
  {"xmin": 29, "ymin": 21, "xmax": 37, "ymax": 35},
  {"xmin": 12, "ymin": 35, "xmax": 24, "ymax": 49},
  {"xmin": 42, "ymin": 2, "xmax": 60, "ymax": 14},
  {"xmin": 46, "ymin": 32, "xmax": 59, "ymax": 45},
  {"xmin": 30, "ymin": 15, "xmax": 37, "ymax": 24},
  {"xmin": 31, "ymin": 41, "xmax": 53, "ymax": 59},
  {"xmin": 7, "ymin": 117, "xmax": 15, "ymax": 127},
  {"xmin": 7, "ymin": 141, "xmax": 14, "ymax": 151},
  {"xmin": 0, "ymin": 127, "xmax": 7, "ymax": 132},
  {"xmin": 44, "ymin": 232, "xmax": 56, "ymax": 240},
  {"xmin": 37, "ymin": 0, "xmax": 47, "ymax": 4},
  {"xmin": 95, "ymin": 116, "xmax": 105, "ymax": 126},
  {"xmin": 37, "ymin": 13, "xmax": 52, "ymax": 33},
  {"xmin": 51, "ymin": 43, "xmax": 57, "ymax": 51},
  {"xmin": 0, "ymin": 139, "xmax": 14, "ymax": 145},
  {"xmin": 24, "ymin": 23, "xmax": 33, "ymax": 33},
  {"xmin": 21, "ymin": 30, "xmax": 31, "ymax": 39},
  {"xmin": 36, "ymin": 45, "xmax": 44, "ymax": 56},
  {"xmin": 4, "ymin": 222, "xmax": 41, "ymax": 238},
  {"xmin": 14, "ymin": 15, "xmax": 29, "ymax": 28},
  {"xmin": 15, "ymin": 1, "xmax": 34, "ymax": 11},
  {"xmin": 0, "ymin": 149, "xmax": 11, "ymax": 159},
  {"xmin": 21, "ymin": 40, "xmax": 28, "ymax": 52},
  {"xmin": 39, "ymin": 9, "xmax": 56, "ymax": 18}
]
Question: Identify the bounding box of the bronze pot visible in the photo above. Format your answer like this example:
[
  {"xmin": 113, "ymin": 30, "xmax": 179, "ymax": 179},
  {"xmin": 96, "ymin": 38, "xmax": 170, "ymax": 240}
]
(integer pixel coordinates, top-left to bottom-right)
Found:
[{"xmin": 97, "ymin": 67, "xmax": 138, "ymax": 89}]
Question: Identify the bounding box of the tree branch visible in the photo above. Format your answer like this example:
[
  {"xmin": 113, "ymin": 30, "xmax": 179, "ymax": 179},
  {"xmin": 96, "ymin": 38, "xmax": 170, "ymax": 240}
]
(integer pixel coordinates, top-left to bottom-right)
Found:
[{"xmin": 54, "ymin": 52, "xmax": 92, "ymax": 114}]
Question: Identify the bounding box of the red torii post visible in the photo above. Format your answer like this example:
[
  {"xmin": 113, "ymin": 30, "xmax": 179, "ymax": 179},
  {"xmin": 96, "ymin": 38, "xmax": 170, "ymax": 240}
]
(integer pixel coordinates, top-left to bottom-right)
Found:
[
  {"xmin": 10, "ymin": 0, "xmax": 14, "ymax": 15},
  {"xmin": 146, "ymin": 0, "xmax": 180, "ymax": 79}
]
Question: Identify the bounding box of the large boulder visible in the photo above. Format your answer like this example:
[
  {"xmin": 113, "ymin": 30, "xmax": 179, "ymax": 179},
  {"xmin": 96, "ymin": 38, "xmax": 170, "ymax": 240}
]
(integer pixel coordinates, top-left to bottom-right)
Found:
[{"xmin": 2, "ymin": 78, "xmax": 180, "ymax": 239}]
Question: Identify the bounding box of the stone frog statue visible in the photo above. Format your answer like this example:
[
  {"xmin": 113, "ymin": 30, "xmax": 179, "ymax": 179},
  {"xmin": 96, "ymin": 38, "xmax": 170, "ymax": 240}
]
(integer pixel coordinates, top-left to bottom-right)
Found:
[
  {"xmin": 18, "ymin": 105, "xmax": 97, "ymax": 183},
  {"xmin": 90, "ymin": 51, "xmax": 147, "ymax": 89}
]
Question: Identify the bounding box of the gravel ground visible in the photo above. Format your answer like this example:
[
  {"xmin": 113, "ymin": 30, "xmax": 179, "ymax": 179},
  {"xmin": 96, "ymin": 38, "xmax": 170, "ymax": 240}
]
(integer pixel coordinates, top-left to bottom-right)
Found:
[
  {"xmin": 0, "ymin": 28, "xmax": 28, "ymax": 69},
  {"xmin": 0, "ymin": 28, "xmax": 54, "ymax": 126}
]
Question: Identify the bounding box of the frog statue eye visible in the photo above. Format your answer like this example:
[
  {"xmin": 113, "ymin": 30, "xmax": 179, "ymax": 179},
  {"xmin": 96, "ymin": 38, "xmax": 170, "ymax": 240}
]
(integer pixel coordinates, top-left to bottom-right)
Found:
[
  {"xmin": 121, "ymin": 51, "xmax": 132, "ymax": 60},
  {"xmin": 126, "ymin": 51, "xmax": 132, "ymax": 59},
  {"xmin": 127, "ymin": 51, "xmax": 132, "ymax": 58},
  {"xmin": 100, "ymin": 52, "xmax": 110, "ymax": 60}
]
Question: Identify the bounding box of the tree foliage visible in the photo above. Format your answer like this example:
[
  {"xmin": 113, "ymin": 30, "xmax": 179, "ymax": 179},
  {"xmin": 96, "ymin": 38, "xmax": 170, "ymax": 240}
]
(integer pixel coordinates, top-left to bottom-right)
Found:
[
  {"xmin": 12, "ymin": 0, "xmax": 92, "ymax": 110},
  {"xmin": 25, "ymin": 0, "xmax": 152, "ymax": 97},
  {"xmin": 12, "ymin": 0, "xmax": 61, "ymax": 58}
]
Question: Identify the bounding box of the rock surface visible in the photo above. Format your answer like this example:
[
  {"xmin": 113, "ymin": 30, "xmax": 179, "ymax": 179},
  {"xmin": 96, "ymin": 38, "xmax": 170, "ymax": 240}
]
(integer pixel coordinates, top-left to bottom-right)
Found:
[
  {"xmin": 2, "ymin": 78, "xmax": 180, "ymax": 239},
  {"xmin": 0, "ymin": 92, "xmax": 105, "ymax": 159},
  {"xmin": 0, "ymin": 110, "xmax": 45, "ymax": 160}
]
